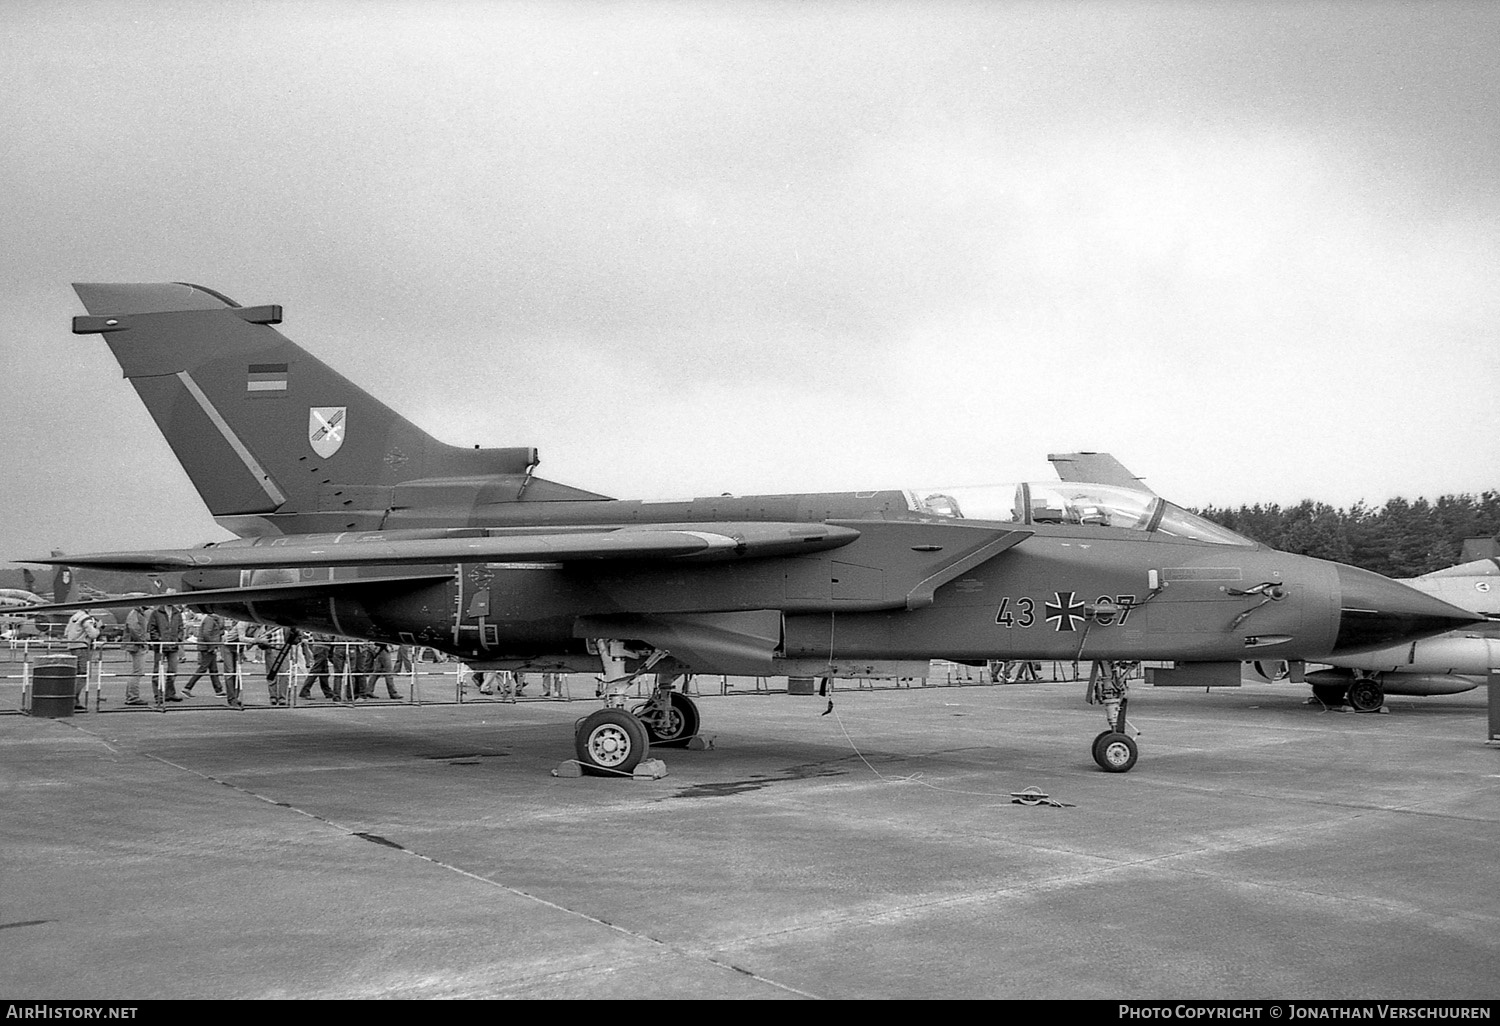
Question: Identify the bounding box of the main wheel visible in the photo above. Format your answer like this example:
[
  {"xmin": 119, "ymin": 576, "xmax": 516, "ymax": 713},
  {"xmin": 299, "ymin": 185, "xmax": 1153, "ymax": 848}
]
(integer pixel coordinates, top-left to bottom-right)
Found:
[
  {"xmin": 1346, "ymin": 677, "xmax": 1384, "ymax": 713},
  {"xmin": 575, "ymin": 709, "xmax": 648, "ymax": 776},
  {"xmin": 1311, "ymin": 683, "xmax": 1347, "ymax": 706},
  {"xmin": 641, "ymin": 691, "xmax": 700, "ymax": 748},
  {"xmin": 1092, "ymin": 731, "xmax": 1138, "ymax": 773}
]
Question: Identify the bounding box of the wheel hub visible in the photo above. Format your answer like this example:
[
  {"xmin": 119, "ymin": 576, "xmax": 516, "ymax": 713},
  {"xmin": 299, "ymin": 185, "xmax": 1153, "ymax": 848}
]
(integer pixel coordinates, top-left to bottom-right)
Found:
[{"xmin": 587, "ymin": 725, "xmax": 632, "ymax": 766}]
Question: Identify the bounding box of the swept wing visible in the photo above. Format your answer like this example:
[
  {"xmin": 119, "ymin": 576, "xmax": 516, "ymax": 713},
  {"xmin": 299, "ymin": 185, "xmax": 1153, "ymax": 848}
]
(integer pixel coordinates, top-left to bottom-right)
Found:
[{"xmin": 20, "ymin": 522, "xmax": 863, "ymax": 574}]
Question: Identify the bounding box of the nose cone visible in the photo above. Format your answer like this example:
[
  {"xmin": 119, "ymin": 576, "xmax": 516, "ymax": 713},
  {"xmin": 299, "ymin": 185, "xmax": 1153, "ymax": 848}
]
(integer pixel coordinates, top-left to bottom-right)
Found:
[{"xmin": 1332, "ymin": 564, "xmax": 1486, "ymax": 655}]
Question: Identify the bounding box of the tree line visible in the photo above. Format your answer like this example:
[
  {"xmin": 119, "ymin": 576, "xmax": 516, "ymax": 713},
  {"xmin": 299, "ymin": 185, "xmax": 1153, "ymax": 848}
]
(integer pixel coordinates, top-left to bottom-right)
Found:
[{"xmin": 1194, "ymin": 493, "xmax": 1500, "ymax": 579}]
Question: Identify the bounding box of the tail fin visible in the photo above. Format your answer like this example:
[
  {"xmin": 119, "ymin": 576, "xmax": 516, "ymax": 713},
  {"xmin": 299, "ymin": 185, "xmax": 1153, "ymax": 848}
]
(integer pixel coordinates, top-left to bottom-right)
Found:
[
  {"xmin": 1048, "ymin": 452, "xmax": 1155, "ymax": 494},
  {"xmin": 52, "ymin": 560, "xmax": 71, "ymax": 605},
  {"xmin": 72, "ymin": 283, "xmax": 606, "ymax": 536}
]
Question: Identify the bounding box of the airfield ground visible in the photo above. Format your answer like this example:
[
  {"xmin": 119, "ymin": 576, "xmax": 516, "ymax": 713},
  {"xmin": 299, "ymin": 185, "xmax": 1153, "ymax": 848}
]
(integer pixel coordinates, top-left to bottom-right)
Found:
[{"xmin": 1, "ymin": 659, "xmax": 1496, "ymax": 1000}]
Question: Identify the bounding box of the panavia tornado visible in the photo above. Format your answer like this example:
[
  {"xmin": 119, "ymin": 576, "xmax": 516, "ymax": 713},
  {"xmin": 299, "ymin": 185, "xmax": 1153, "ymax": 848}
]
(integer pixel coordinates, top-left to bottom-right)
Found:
[{"xmin": 9, "ymin": 283, "xmax": 1482, "ymax": 775}]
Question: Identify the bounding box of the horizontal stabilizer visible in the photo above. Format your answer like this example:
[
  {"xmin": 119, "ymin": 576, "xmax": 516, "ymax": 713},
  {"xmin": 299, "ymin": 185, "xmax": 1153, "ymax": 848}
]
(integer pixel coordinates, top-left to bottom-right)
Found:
[
  {"xmin": 0, "ymin": 573, "xmax": 453, "ymax": 616},
  {"xmin": 16, "ymin": 522, "xmax": 862, "ymax": 573}
]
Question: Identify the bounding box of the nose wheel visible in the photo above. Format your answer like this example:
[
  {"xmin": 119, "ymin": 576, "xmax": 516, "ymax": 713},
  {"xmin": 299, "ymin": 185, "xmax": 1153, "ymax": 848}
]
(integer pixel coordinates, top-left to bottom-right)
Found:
[{"xmin": 1092, "ymin": 730, "xmax": 1138, "ymax": 772}]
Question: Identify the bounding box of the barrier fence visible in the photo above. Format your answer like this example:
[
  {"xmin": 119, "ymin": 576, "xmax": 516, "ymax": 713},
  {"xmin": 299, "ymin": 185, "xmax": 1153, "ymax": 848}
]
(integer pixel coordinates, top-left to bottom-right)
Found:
[{"xmin": 0, "ymin": 639, "xmax": 1097, "ymax": 715}]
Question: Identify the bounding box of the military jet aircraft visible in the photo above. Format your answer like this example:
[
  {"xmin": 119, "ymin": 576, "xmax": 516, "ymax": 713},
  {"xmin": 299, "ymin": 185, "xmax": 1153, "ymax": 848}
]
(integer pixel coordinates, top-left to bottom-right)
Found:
[
  {"xmin": 6, "ymin": 283, "xmax": 1483, "ymax": 776},
  {"xmin": 1050, "ymin": 452, "xmax": 1500, "ymax": 710}
]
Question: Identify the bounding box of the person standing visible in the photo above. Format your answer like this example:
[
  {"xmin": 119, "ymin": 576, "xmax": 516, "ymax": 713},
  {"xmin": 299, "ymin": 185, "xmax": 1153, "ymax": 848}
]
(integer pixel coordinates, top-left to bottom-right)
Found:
[
  {"xmin": 394, "ymin": 644, "xmax": 414, "ymax": 696},
  {"xmin": 220, "ymin": 618, "xmax": 244, "ymax": 709},
  {"xmin": 181, "ymin": 610, "xmax": 225, "ymax": 697},
  {"xmin": 63, "ymin": 608, "xmax": 100, "ymax": 712},
  {"xmin": 328, "ymin": 638, "xmax": 350, "ymax": 701},
  {"xmin": 148, "ymin": 603, "xmax": 184, "ymax": 702},
  {"xmin": 350, "ymin": 641, "xmax": 375, "ymax": 700},
  {"xmin": 368, "ymin": 642, "xmax": 402, "ymax": 700},
  {"xmin": 122, "ymin": 604, "xmax": 151, "ymax": 706},
  {"xmin": 298, "ymin": 634, "xmax": 339, "ymax": 701},
  {"xmin": 258, "ymin": 625, "xmax": 302, "ymax": 706}
]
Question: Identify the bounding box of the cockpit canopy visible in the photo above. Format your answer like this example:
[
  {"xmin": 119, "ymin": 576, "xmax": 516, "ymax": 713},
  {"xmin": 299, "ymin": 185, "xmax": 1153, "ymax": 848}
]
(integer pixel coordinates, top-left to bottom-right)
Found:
[{"xmin": 903, "ymin": 483, "xmax": 1256, "ymax": 547}]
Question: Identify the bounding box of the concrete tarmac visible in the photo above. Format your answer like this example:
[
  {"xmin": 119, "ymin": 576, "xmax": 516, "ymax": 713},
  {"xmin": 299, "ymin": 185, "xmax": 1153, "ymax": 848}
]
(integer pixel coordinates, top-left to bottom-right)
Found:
[{"xmin": 1, "ymin": 675, "xmax": 1497, "ymax": 1000}]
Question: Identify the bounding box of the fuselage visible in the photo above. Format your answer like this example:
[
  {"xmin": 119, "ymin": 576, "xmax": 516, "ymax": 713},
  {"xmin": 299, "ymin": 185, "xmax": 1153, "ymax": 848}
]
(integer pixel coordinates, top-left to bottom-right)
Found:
[{"xmin": 177, "ymin": 484, "xmax": 1474, "ymax": 675}]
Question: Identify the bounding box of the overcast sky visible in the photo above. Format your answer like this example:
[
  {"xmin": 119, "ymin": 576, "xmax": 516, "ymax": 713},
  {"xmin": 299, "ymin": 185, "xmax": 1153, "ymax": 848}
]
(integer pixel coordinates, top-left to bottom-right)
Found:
[{"xmin": 2, "ymin": 0, "xmax": 1497, "ymax": 561}]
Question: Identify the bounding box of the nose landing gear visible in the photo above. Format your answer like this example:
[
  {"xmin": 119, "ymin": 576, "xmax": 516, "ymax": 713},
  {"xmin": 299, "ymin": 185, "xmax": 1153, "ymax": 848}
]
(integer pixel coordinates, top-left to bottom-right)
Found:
[{"xmin": 1088, "ymin": 661, "xmax": 1140, "ymax": 773}]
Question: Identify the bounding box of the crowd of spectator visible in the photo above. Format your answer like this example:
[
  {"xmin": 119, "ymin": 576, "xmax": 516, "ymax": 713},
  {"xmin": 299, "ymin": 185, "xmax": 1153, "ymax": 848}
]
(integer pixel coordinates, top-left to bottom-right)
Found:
[{"xmin": 37, "ymin": 603, "xmax": 566, "ymax": 711}]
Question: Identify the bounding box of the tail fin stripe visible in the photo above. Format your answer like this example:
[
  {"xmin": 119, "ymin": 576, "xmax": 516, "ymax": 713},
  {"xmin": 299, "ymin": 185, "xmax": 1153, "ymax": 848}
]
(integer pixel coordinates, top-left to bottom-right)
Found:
[{"xmin": 176, "ymin": 371, "xmax": 288, "ymax": 507}]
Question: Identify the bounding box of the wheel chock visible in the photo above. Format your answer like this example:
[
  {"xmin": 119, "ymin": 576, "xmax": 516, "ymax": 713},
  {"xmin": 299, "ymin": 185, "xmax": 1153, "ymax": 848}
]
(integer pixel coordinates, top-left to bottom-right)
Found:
[
  {"xmin": 551, "ymin": 761, "xmax": 584, "ymax": 778},
  {"xmin": 686, "ymin": 735, "xmax": 714, "ymax": 751},
  {"xmin": 1010, "ymin": 786, "xmax": 1074, "ymax": 808},
  {"xmin": 633, "ymin": 758, "xmax": 669, "ymax": 780}
]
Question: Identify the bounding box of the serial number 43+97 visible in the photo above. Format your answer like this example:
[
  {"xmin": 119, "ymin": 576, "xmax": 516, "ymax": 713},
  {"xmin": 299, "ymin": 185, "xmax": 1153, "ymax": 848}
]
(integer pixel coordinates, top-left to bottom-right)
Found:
[{"xmin": 995, "ymin": 592, "xmax": 1139, "ymax": 633}]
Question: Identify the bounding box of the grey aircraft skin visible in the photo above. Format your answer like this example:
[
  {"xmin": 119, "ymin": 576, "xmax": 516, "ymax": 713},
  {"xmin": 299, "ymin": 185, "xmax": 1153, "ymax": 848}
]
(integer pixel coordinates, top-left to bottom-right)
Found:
[
  {"xmin": 10, "ymin": 283, "xmax": 1482, "ymax": 775},
  {"xmin": 1048, "ymin": 451, "xmax": 1500, "ymax": 710}
]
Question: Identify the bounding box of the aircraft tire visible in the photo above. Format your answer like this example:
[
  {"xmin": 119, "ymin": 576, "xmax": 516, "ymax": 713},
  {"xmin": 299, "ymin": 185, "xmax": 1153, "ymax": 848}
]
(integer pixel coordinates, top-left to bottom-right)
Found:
[
  {"xmin": 1346, "ymin": 678, "xmax": 1384, "ymax": 713},
  {"xmin": 642, "ymin": 691, "xmax": 700, "ymax": 749},
  {"xmin": 1311, "ymin": 683, "xmax": 1347, "ymax": 706},
  {"xmin": 576, "ymin": 709, "xmax": 648, "ymax": 776},
  {"xmin": 1091, "ymin": 731, "xmax": 1137, "ymax": 773}
]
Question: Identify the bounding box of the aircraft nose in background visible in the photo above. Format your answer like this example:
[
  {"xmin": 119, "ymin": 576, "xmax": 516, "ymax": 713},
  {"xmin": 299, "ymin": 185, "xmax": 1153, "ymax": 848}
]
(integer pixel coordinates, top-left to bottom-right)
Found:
[{"xmin": 1331, "ymin": 563, "xmax": 1486, "ymax": 655}]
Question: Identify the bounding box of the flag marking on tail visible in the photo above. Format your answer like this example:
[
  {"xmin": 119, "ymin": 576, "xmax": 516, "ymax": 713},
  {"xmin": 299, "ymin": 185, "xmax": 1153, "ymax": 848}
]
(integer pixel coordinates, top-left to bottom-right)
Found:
[{"xmin": 246, "ymin": 362, "xmax": 289, "ymax": 393}]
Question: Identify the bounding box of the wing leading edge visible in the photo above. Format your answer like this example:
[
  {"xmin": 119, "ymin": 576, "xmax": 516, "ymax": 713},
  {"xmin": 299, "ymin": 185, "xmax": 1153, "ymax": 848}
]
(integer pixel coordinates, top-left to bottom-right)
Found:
[
  {"xmin": 18, "ymin": 522, "xmax": 863, "ymax": 574},
  {"xmin": 0, "ymin": 574, "xmax": 453, "ymax": 617}
]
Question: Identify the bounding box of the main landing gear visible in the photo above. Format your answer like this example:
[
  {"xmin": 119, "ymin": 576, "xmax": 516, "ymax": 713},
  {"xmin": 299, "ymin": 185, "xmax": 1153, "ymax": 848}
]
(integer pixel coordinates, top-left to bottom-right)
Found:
[
  {"xmin": 573, "ymin": 641, "xmax": 702, "ymax": 776},
  {"xmin": 1307, "ymin": 672, "xmax": 1383, "ymax": 712},
  {"xmin": 633, "ymin": 687, "xmax": 701, "ymax": 747},
  {"xmin": 1345, "ymin": 674, "xmax": 1385, "ymax": 713},
  {"xmin": 574, "ymin": 708, "xmax": 649, "ymax": 776},
  {"xmin": 1087, "ymin": 661, "xmax": 1140, "ymax": 773}
]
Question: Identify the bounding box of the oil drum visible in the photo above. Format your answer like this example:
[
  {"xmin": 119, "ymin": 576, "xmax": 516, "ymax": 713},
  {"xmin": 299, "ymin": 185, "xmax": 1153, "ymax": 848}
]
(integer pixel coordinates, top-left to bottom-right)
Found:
[{"xmin": 29, "ymin": 658, "xmax": 78, "ymax": 718}]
